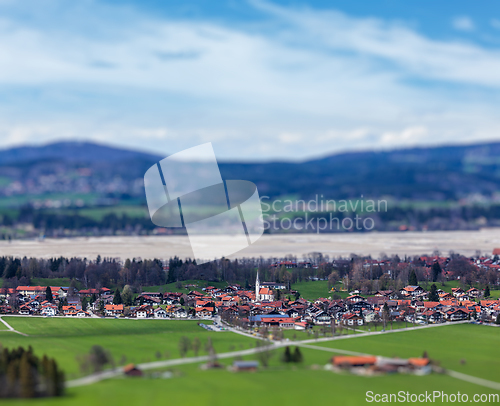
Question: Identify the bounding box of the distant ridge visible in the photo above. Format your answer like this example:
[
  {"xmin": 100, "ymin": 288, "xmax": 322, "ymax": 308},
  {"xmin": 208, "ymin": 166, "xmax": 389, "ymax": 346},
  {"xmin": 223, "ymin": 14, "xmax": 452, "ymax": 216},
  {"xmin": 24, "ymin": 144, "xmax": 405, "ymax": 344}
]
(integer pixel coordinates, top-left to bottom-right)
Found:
[
  {"xmin": 0, "ymin": 141, "xmax": 162, "ymax": 165},
  {"xmin": 1, "ymin": 140, "xmax": 500, "ymax": 201}
]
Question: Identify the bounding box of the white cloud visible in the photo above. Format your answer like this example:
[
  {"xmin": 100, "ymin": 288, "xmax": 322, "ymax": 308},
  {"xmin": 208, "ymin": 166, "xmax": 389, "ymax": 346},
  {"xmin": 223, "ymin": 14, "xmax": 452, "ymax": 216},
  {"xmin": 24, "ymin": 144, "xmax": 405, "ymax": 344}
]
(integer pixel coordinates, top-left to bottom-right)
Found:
[
  {"xmin": 279, "ymin": 132, "xmax": 302, "ymax": 143},
  {"xmin": 452, "ymin": 16, "xmax": 475, "ymax": 32},
  {"xmin": 491, "ymin": 19, "xmax": 500, "ymax": 30},
  {"xmin": 380, "ymin": 126, "xmax": 429, "ymax": 146},
  {"xmin": 0, "ymin": 1, "xmax": 499, "ymax": 159}
]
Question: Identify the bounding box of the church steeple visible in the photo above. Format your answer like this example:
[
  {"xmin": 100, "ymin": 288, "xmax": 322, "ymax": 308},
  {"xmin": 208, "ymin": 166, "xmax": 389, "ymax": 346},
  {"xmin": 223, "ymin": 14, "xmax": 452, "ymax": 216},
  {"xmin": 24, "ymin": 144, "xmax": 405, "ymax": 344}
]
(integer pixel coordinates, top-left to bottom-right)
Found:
[{"xmin": 255, "ymin": 271, "xmax": 260, "ymax": 301}]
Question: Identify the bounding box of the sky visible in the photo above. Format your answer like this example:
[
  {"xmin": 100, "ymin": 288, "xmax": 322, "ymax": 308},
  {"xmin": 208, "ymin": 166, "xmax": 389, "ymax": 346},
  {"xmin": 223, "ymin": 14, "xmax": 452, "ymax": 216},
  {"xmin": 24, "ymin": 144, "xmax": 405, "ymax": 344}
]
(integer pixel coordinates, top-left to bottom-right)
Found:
[{"xmin": 1, "ymin": 0, "xmax": 500, "ymax": 161}]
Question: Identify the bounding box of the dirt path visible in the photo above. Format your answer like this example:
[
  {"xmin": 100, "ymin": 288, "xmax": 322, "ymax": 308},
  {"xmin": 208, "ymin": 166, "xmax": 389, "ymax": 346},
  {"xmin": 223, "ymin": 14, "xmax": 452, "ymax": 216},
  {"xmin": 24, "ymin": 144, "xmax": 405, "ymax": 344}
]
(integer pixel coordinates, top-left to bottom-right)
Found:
[{"xmin": 0, "ymin": 316, "xmax": 29, "ymax": 336}]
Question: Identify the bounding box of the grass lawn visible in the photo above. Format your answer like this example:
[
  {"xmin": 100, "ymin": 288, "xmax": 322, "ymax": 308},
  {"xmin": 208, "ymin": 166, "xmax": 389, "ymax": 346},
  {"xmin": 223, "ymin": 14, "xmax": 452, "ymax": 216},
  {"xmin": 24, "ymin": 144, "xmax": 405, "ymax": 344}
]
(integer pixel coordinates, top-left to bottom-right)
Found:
[
  {"xmin": 0, "ymin": 317, "xmax": 255, "ymax": 378},
  {"xmin": 316, "ymin": 323, "xmax": 500, "ymax": 382}
]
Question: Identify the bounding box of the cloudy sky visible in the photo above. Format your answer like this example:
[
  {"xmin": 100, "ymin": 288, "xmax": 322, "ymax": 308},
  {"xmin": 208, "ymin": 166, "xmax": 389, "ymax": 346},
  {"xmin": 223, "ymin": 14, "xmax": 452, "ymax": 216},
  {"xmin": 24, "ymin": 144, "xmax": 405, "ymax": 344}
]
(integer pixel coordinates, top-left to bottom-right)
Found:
[{"xmin": 1, "ymin": 0, "xmax": 500, "ymax": 160}]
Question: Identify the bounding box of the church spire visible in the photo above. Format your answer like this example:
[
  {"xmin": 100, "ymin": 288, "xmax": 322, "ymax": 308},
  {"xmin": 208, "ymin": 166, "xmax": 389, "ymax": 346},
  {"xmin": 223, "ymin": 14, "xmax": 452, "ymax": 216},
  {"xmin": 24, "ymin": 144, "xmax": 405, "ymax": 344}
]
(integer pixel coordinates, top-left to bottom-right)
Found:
[{"xmin": 255, "ymin": 271, "xmax": 260, "ymax": 301}]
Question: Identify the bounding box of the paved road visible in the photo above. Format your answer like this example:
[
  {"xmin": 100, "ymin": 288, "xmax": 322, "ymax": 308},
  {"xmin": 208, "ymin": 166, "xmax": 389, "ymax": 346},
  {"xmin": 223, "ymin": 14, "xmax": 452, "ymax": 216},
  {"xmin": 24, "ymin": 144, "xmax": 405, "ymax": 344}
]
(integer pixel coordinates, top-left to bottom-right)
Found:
[{"xmin": 0, "ymin": 316, "xmax": 29, "ymax": 336}]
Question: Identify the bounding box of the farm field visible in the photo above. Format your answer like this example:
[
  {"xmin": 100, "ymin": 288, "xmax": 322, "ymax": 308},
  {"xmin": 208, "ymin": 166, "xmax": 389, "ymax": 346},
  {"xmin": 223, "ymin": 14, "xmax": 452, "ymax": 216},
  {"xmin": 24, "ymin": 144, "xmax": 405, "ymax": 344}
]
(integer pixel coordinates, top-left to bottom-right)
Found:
[
  {"xmin": 142, "ymin": 279, "xmax": 229, "ymax": 295},
  {"xmin": 1, "ymin": 355, "xmax": 498, "ymax": 406},
  {"xmin": 315, "ymin": 323, "xmax": 500, "ymax": 382},
  {"xmin": 0, "ymin": 317, "xmax": 255, "ymax": 378},
  {"xmin": 0, "ymin": 319, "xmax": 498, "ymax": 405},
  {"xmin": 281, "ymin": 321, "xmax": 422, "ymax": 341}
]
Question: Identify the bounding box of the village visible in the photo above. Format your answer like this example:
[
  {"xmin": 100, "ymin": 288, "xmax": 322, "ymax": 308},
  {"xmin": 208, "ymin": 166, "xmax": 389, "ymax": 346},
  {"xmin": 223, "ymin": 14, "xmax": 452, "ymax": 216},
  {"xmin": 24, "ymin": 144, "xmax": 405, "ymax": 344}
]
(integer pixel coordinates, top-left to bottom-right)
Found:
[{"xmin": 1, "ymin": 252, "xmax": 500, "ymax": 331}]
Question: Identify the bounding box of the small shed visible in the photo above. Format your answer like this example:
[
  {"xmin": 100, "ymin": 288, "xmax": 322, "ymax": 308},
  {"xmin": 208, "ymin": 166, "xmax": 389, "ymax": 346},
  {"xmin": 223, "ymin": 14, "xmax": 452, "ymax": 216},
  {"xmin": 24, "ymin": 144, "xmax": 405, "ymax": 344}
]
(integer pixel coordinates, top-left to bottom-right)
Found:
[
  {"xmin": 233, "ymin": 361, "xmax": 259, "ymax": 372},
  {"xmin": 123, "ymin": 364, "xmax": 143, "ymax": 377}
]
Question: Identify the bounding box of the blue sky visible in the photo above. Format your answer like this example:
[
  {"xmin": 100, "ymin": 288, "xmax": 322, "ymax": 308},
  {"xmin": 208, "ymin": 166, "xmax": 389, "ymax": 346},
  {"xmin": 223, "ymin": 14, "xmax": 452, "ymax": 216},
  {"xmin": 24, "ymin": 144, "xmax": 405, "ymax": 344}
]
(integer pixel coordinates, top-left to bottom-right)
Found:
[{"xmin": 1, "ymin": 0, "xmax": 500, "ymax": 160}]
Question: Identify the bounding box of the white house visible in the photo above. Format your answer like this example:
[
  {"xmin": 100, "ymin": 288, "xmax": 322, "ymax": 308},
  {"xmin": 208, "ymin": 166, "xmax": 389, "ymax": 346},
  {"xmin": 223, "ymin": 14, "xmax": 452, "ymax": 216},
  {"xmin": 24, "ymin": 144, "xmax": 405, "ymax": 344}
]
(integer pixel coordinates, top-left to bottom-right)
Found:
[
  {"xmin": 41, "ymin": 305, "xmax": 58, "ymax": 316},
  {"xmin": 154, "ymin": 307, "xmax": 167, "ymax": 318}
]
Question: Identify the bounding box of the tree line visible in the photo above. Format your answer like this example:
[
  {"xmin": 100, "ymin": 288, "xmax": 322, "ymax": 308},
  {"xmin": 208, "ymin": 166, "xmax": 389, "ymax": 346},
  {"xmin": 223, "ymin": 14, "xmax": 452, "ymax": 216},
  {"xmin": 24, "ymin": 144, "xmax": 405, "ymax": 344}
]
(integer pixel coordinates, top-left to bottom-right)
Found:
[
  {"xmin": 0, "ymin": 252, "xmax": 497, "ymax": 294},
  {"xmin": 0, "ymin": 346, "xmax": 64, "ymax": 399}
]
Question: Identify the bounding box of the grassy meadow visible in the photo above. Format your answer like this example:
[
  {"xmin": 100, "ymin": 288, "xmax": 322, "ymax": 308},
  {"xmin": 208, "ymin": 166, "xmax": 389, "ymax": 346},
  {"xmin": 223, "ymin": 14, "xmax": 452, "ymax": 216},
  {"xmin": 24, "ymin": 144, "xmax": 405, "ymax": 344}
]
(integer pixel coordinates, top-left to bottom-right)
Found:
[
  {"xmin": 316, "ymin": 323, "xmax": 500, "ymax": 382},
  {"xmin": 0, "ymin": 317, "xmax": 255, "ymax": 378},
  {"xmin": 1, "ymin": 350, "xmax": 498, "ymax": 406},
  {"xmin": 0, "ymin": 317, "xmax": 500, "ymax": 406},
  {"xmin": 0, "ymin": 318, "xmax": 498, "ymax": 406}
]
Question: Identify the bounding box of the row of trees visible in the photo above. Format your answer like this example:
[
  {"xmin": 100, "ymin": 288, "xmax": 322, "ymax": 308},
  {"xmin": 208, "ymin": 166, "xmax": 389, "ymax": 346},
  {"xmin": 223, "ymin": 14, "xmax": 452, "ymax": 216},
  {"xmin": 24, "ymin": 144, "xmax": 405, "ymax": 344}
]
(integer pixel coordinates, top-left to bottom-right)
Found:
[
  {"xmin": 0, "ymin": 346, "xmax": 64, "ymax": 399},
  {"xmin": 1, "ymin": 252, "xmax": 497, "ymax": 294}
]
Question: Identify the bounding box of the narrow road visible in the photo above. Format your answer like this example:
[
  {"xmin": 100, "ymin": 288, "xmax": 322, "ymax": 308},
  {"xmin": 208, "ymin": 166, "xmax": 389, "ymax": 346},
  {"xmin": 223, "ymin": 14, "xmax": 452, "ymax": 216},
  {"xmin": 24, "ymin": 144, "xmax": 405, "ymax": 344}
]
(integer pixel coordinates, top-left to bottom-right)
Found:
[
  {"xmin": 298, "ymin": 320, "xmax": 470, "ymax": 345},
  {"xmin": 0, "ymin": 316, "xmax": 29, "ymax": 336},
  {"xmin": 446, "ymin": 370, "xmax": 500, "ymax": 391},
  {"xmin": 295, "ymin": 343, "xmax": 368, "ymax": 356},
  {"xmin": 66, "ymin": 342, "xmax": 282, "ymax": 388}
]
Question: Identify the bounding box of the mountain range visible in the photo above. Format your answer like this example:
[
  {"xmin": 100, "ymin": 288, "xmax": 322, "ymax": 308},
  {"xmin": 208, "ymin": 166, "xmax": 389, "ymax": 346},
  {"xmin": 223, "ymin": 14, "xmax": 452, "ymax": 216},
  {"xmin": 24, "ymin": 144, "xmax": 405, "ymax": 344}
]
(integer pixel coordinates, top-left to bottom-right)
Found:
[{"xmin": 1, "ymin": 140, "xmax": 500, "ymax": 202}]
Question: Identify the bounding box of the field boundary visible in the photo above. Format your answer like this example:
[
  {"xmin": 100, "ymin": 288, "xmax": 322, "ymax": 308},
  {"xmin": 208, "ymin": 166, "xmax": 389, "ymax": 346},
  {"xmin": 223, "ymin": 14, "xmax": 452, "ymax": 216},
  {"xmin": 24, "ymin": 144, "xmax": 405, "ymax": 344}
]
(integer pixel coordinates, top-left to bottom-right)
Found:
[
  {"xmin": 0, "ymin": 316, "xmax": 28, "ymax": 336},
  {"xmin": 297, "ymin": 320, "xmax": 469, "ymax": 345}
]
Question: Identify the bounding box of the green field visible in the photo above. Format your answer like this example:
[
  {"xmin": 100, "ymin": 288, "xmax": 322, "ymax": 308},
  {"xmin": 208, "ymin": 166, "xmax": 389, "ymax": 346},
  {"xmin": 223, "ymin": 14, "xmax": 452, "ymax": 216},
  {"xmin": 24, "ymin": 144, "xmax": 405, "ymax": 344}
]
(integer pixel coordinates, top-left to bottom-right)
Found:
[
  {"xmin": 291, "ymin": 280, "xmax": 350, "ymax": 300},
  {"xmin": 1, "ymin": 349, "xmax": 498, "ymax": 406},
  {"xmin": 0, "ymin": 318, "xmax": 498, "ymax": 405},
  {"xmin": 142, "ymin": 279, "xmax": 229, "ymax": 294},
  {"xmin": 316, "ymin": 324, "xmax": 500, "ymax": 382},
  {"xmin": 0, "ymin": 317, "xmax": 255, "ymax": 378},
  {"xmin": 64, "ymin": 205, "xmax": 149, "ymax": 221},
  {"xmin": 291, "ymin": 280, "xmax": 329, "ymax": 300}
]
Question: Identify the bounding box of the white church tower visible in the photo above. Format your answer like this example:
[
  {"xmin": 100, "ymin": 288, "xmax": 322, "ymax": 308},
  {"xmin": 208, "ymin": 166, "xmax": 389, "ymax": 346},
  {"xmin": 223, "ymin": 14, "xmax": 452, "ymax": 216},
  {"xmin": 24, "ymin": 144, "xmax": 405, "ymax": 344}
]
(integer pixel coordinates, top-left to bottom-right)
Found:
[{"xmin": 255, "ymin": 271, "xmax": 260, "ymax": 302}]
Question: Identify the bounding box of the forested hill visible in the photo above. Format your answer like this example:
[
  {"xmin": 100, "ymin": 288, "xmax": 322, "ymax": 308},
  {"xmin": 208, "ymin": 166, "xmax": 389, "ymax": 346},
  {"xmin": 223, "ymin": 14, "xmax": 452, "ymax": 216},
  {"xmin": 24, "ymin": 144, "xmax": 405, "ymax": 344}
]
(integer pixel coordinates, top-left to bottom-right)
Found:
[{"xmin": 1, "ymin": 140, "xmax": 500, "ymax": 202}]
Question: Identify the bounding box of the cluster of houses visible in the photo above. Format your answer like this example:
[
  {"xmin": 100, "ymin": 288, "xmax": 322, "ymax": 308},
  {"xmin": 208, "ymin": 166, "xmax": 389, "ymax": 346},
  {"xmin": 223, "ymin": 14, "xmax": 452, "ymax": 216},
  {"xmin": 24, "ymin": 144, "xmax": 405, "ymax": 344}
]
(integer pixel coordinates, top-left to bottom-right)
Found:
[
  {"xmin": 1, "ymin": 272, "xmax": 498, "ymax": 329},
  {"xmin": 242, "ymin": 284, "xmax": 497, "ymax": 329}
]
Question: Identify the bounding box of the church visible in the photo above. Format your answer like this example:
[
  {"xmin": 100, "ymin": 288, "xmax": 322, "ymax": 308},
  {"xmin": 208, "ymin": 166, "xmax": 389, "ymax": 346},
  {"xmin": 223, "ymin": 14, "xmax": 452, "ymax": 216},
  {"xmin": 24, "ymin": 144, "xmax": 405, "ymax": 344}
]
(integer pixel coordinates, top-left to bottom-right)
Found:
[{"xmin": 255, "ymin": 272, "xmax": 275, "ymax": 302}]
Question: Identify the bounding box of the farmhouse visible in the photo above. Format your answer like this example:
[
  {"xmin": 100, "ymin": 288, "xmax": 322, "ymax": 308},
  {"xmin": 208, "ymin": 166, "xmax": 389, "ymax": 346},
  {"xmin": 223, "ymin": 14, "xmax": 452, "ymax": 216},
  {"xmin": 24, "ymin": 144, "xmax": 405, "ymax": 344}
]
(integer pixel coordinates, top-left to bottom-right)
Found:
[
  {"xmin": 105, "ymin": 304, "xmax": 124, "ymax": 317},
  {"xmin": 133, "ymin": 305, "xmax": 153, "ymax": 318},
  {"xmin": 249, "ymin": 315, "xmax": 297, "ymax": 329}
]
